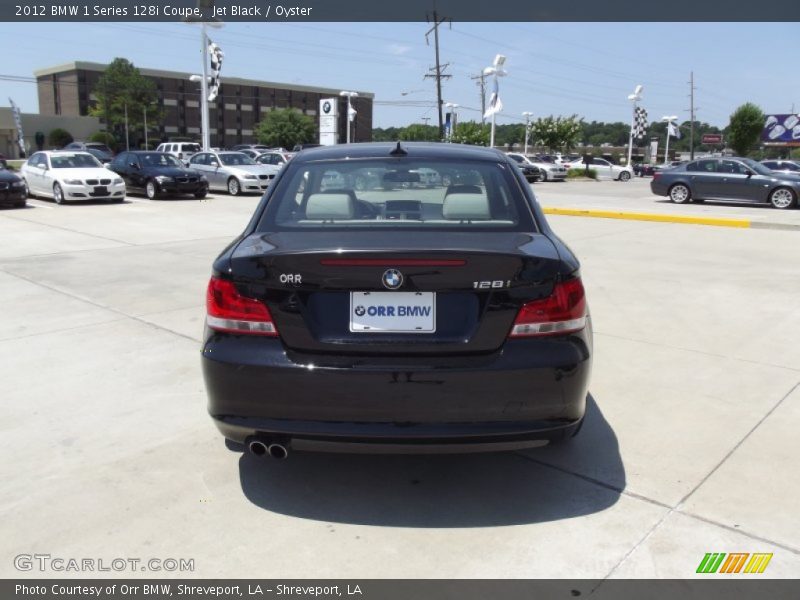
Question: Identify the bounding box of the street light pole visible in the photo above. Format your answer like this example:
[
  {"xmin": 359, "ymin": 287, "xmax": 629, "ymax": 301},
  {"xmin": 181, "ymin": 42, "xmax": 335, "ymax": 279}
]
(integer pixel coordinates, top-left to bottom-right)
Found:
[
  {"xmin": 483, "ymin": 54, "xmax": 507, "ymax": 149},
  {"xmin": 522, "ymin": 111, "xmax": 533, "ymax": 155},
  {"xmin": 124, "ymin": 102, "xmax": 129, "ymax": 151},
  {"xmin": 445, "ymin": 102, "xmax": 459, "ymax": 142},
  {"xmin": 662, "ymin": 115, "xmax": 678, "ymax": 165},
  {"xmin": 626, "ymin": 84, "xmax": 643, "ymax": 168},
  {"xmin": 339, "ymin": 91, "xmax": 358, "ymax": 144}
]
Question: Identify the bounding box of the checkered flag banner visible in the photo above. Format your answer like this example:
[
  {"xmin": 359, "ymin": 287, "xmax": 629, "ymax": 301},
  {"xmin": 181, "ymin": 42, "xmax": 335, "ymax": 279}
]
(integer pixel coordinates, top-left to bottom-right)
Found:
[
  {"xmin": 8, "ymin": 97, "xmax": 26, "ymax": 155},
  {"xmin": 633, "ymin": 106, "xmax": 648, "ymax": 140},
  {"xmin": 208, "ymin": 40, "xmax": 224, "ymax": 102}
]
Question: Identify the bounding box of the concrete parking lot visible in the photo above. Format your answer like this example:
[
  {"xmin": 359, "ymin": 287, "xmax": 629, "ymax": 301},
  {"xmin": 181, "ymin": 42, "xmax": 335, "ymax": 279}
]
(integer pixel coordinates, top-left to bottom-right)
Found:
[{"xmin": 1, "ymin": 186, "xmax": 799, "ymax": 578}]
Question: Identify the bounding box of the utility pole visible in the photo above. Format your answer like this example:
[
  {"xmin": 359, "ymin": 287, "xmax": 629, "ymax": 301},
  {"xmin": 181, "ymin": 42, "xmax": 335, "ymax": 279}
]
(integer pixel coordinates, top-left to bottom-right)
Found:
[
  {"xmin": 470, "ymin": 72, "xmax": 487, "ymax": 124},
  {"xmin": 424, "ymin": 9, "xmax": 451, "ymax": 139},
  {"xmin": 689, "ymin": 71, "xmax": 696, "ymax": 160}
]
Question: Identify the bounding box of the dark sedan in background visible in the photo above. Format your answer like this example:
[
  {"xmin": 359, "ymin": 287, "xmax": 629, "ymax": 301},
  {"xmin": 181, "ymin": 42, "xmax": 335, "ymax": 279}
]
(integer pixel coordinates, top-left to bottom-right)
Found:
[
  {"xmin": 0, "ymin": 168, "xmax": 27, "ymax": 208},
  {"xmin": 651, "ymin": 157, "xmax": 800, "ymax": 209},
  {"xmin": 109, "ymin": 151, "xmax": 208, "ymax": 199},
  {"xmin": 202, "ymin": 142, "xmax": 592, "ymax": 459}
]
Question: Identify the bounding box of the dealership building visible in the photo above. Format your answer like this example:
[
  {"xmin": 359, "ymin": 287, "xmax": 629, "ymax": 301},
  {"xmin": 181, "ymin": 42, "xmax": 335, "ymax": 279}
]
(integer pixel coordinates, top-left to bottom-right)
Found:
[{"xmin": 33, "ymin": 61, "xmax": 374, "ymax": 149}]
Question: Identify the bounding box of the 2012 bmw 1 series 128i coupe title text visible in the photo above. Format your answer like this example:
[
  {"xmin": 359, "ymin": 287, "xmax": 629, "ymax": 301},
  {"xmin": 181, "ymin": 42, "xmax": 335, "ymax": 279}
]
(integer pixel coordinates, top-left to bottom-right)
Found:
[{"xmin": 201, "ymin": 142, "xmax": 592, "ymax": 459}]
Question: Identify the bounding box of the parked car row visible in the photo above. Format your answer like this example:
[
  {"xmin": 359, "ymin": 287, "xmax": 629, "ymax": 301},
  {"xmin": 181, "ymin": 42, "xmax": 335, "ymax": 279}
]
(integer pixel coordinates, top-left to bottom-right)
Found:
[
  {"xmin": 506, "ymin": 153, "xmax": 568, "ymax": 182},
  {"xmin": 13, "ymin": 148, "xmax": 283, "ymax": 205}
]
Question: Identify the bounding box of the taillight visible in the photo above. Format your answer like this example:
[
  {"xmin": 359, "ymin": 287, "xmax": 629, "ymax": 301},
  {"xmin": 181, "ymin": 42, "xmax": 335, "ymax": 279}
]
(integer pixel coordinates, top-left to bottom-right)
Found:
[
  {"xmin": 206, "ymin": 277, "xmax": 278, "ymax": 336},
  {"xmin": 509, "ymin": 277, "xmax": 587, "ymax": 337}
]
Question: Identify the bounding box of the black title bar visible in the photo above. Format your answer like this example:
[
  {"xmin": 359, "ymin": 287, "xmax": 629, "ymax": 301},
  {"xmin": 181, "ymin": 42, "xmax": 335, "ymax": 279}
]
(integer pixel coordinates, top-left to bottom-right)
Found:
[
  {"xmin": 5, "ymin": 580, "xmax": 800, "ymax": 600},
  {"xmin": 2, "ymin": 0, "xmax": 800, "ymax": 22}
]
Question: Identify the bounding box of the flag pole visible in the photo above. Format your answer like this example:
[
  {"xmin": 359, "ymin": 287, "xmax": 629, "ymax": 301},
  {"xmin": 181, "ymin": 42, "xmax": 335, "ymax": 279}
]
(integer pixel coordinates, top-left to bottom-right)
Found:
[
  {"xmin": 664, "ymin": 124, "xmax": 670, "ymax": 166},
  {"xmin": 200, "ymin": 23, "xmax": 211, "ymax": 151},
  {"xmin": 626, "ymin": 85, "xmax": 643, "ymax": 168}
]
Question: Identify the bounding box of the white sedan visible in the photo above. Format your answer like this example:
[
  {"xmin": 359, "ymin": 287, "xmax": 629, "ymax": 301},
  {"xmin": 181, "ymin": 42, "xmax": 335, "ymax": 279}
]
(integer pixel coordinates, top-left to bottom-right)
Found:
[
  {"xmin": 506, "ymin": 153, "xmax": 568, "ymax": 181},
  {"xmin": 21, "ymin": 151, "xmax": 126, "ymax": 204},
  {"xmin": 587, "ymin": 157, "xmax": 633, "ymax": 181}
]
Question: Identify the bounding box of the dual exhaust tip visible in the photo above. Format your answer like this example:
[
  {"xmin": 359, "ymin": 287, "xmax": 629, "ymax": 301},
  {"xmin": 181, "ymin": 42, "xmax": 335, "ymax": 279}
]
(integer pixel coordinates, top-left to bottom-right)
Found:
[{"xmin": 248, "ymin": 439, "xmax": 289, "ymax": 460}]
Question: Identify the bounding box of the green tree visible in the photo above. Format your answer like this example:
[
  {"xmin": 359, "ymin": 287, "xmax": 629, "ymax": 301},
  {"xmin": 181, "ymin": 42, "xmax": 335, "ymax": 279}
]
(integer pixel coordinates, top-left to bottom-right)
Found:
[
  {"xmin": 255, "ymin": 108, "xmax": 316, "ymax": 149},
  {"xmin": 531, "ymin": 115, "xmax": 583, "ymax": 152},
  {"xmin": 90, "ymin": 58, "xmax": 161, "ymax": 145},
  {"xmin": 399, "ymin": 124, "xmax": 439, "ymax": 141},
  {"xmin": 451, "ymin": 121, "xmax": 489, "ymax": 146},
  {"xmin": 88, "ymin": 131, "xmax": 117, "ymax": 151},
  {"xmin": 48, "ymin": 128, "xmax": 73, "ymax": 148},
  {"xmin": 727, "ymin": 103, "xmax": 765, "ymax": 157}
]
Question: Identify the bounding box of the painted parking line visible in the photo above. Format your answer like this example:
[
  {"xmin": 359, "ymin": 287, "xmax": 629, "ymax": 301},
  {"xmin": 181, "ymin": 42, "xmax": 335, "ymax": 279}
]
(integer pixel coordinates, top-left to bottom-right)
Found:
[
  {"xmin": 542, "ymin": 207, "xmax": 752, "ymax": 229},
  {"xmin": 24, "ymin": 200, "xmax": 55, "ymax": 210}
]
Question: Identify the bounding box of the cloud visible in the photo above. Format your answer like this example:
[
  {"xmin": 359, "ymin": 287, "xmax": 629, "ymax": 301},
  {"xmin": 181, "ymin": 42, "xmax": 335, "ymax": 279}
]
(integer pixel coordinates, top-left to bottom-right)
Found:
[{"xmin": 388, "ymin": 44, "xmax": 412, "ymax": 56}]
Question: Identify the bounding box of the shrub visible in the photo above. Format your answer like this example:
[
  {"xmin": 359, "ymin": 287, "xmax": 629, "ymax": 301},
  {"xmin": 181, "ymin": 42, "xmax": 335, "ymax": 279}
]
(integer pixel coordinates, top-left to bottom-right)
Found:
[
  {"xmin": 88, "ymin": 131, "xmax": 117, "ymax": 151},
  {"xmin": 567, "ymin": 167, "xmax": 597, "ymax": 179},
  {"xmin": 48, "ymin": 128, "xmax": 73, "ymax": 148}
]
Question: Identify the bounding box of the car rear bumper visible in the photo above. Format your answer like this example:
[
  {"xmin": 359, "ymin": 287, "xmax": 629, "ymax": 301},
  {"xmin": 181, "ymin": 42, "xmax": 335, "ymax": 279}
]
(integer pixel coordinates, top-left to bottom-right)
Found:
[
  {"xmin": 201, "ymin": 327, "xmax": 592, "ymax": 452},
  {"xmin": 650, "ymin": 181, "xmax": 669, "ymax": 195}
]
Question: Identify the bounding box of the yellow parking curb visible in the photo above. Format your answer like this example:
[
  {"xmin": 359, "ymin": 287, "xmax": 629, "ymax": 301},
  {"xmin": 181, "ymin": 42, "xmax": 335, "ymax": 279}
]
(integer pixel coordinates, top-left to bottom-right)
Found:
[{"xmin": 542, "ymin": 207, "xmax": 751, "ymax": 228}]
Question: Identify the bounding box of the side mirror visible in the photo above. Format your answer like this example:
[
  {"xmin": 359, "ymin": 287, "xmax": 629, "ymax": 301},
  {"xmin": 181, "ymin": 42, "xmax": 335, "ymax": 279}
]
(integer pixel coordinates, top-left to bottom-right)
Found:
[
  {"xmin": 129, "ymin": 162, "xmax": 140, "ymax": 169},
  {"xmin": 210, "ymin": 161, "xmax": 219, "ymax": 167}
]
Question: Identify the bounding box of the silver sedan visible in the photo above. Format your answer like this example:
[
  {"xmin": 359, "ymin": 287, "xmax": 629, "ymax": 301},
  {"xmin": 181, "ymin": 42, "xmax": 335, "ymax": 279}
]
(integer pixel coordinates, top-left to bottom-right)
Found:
[{"xmin": 187, "ymin": 151, "xmax": 280, "ymax": 195}]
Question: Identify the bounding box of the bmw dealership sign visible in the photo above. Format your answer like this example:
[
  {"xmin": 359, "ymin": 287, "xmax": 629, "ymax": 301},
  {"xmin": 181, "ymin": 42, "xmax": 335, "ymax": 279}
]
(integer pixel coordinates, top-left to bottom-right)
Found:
[{"xmin": 319, "ymin": 98, "xmax": 338, "ymax": 146}]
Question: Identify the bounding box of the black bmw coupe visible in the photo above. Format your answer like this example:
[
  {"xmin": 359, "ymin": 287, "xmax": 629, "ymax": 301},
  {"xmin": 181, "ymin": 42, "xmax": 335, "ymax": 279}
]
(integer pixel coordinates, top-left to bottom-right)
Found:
[{"xmin": 201, "ymin": 142, "xmax": 592, "ymax": 458}]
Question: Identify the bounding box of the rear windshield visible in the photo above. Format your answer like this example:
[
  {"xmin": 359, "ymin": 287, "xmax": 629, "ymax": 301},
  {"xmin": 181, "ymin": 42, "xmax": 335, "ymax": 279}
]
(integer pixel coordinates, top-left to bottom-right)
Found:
[
  {"xmin": 86, "ymin": 144, "xmax": 112, "ymax": 154},
  {"xmin": 181, "ymin": 144, "xmax": 200, "ymax": 152},
  {"xmin": 257, "ymin": 158, "xmax": 534, "ymax": 232}
]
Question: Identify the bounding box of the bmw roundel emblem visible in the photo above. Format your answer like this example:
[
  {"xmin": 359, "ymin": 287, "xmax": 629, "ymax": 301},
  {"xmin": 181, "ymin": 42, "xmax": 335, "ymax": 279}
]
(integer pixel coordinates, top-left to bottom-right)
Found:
[
  {"xmin": 323, "ymin": 101, "xmax": 332, "ymax": 114},
  {"xmin": 382, "ymin": 269, "xmax": 403, "ymax": 290},
  {"xmin": 354, "ymin": 305, "xmax": 366, "ymax": 316}
]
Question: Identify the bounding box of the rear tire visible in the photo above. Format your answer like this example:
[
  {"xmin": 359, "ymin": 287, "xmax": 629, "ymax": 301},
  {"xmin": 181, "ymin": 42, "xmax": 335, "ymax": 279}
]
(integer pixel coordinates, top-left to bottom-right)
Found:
[
  {"xmin": 669, "ymin": 183, "xmax": 691, "ymax": 204},
  {"xmin": 227, "ymin": 177, "xmax": 241, "ymax": 196},
  {"xmin": 619, "ymin": 171, "xmax": 631, "ymax": 182},
  {"xmin": 769, "ymin": 187, "xmax": 796, "ymax": 209},
  {"xmin": 22, "ymin": 179, "xmax": 33, "ymax": 198},
  {"xmin": 541, "ymin": 171, "xmax": 548, "ymax": 182}
]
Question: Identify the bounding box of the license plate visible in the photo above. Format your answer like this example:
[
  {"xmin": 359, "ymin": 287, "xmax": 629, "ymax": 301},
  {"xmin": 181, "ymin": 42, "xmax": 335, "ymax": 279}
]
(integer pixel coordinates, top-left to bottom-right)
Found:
[
  {"xmin": 94, "ymin": 186, "xmax": 108, "ymax": 194},
  {"xmin": 350, "ymin": 292, "xmax": 435, "ymax": 333}
]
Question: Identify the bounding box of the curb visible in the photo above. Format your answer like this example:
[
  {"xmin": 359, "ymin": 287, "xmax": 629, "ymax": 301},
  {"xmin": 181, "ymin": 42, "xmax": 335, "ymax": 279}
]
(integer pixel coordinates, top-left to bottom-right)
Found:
[{"xmin": 542, "ymin": 207, "xmax": 752, "ymax": 229}]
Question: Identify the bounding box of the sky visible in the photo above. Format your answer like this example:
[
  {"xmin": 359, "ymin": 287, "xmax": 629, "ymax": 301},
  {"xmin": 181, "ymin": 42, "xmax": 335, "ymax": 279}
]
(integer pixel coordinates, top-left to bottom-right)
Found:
[{"xmin": 2, "ymin": 21, "xmax": 799, "ymax": 128}]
